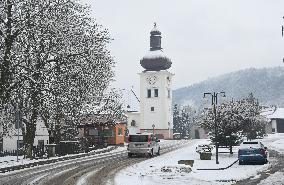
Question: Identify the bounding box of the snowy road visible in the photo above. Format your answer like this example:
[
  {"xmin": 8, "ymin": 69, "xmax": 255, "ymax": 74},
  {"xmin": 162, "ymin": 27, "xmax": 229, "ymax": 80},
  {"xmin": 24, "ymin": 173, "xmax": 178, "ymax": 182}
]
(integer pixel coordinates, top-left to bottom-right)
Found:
[
  {"xmin": 1, "ymin": 135, "xmax": 283, "ymax": 185},
  {"xmin": 0, "ymin": 140, "xmax": 188, "ymax": 185},
  {"xmin": 113, "ymin": 134, "xmax": 284, "ymax": 185}
]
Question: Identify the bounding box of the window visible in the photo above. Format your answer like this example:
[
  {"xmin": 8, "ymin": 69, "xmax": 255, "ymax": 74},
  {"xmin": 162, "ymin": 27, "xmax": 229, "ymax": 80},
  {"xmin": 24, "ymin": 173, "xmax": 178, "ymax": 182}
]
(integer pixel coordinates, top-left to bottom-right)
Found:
[
  {"xmin": 38, "ymin": 140, "xmax": 44, "ymax": 147},
  {"xmin": 110, "ymin": 129, "xmax": 114, "ymax": 137},
  {"xmin": 89, "ymin": 128, "xmax": 98, "ymax": 136},
  {"xmin": 131, "ymin": 120, "xmax": 136, "ymax": 126},
  {"xmin": 17, "ymin": 140, "xmax": 24, "ymax": 149},
  {"xmin": 154, "ymin": 89, "xmax": 159, "ymax": 97},
  {"xmin": 129, "ymin": 135, "xmax": 149, "ymax": 142},
  {"xmin": 147, "ymin": 89, "xmax": 151, "ymax": 98},
  {"xmin": 118, "ymin": 128, "xmax": 123, "ymax": 135},
  {"xmin": 151, "ymin": 107, "xmax": 155, "ymax": 111},
  {"xmin": 168, "ymin": 89, "xmax": 171, "ymax": 98}
]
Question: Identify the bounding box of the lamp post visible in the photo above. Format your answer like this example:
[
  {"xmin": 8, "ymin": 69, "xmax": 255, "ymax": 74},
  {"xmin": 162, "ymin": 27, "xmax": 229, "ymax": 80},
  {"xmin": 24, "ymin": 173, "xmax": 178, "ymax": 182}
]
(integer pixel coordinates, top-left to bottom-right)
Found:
[
  {"xmin": 203, "ymin": 91, "xmax": 226, "ymax": 164},
  {"xmin": 16, "ymin": 104, "xmax": 19, "ymax": 162},
  {"xmin": 281, "ymin": 16, "xmax": 284, "ymax": 63}
]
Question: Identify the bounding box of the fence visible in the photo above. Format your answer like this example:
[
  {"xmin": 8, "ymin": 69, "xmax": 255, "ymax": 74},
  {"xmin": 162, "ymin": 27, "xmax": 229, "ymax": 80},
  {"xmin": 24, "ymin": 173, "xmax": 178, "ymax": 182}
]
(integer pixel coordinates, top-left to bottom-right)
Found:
[
  {"xmin": 0, "ymin": 146, "xmax": 44, "ymax": 158},
  {"xmin": 0, "ymin": 149, "xmax": 25, "ymax": 157}
]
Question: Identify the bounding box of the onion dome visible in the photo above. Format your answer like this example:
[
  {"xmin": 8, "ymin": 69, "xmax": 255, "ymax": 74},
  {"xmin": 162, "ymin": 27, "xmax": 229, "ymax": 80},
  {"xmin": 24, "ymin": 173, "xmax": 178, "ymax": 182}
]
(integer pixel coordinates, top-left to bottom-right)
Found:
[{"xmin": 140, "ymin": 23, "xmax": 172, "ymax": 71}]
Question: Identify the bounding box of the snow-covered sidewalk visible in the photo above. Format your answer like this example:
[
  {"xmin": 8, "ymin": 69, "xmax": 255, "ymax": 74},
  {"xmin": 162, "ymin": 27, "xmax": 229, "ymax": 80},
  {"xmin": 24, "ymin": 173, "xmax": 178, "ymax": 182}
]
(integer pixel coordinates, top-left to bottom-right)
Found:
[
  {"xmin": 114, "ymin": 139, "xmax": 271, "ymax": 185},
  {"xmin": 262, "ymin": 133, "xmax": 284, "ymax": 154}
]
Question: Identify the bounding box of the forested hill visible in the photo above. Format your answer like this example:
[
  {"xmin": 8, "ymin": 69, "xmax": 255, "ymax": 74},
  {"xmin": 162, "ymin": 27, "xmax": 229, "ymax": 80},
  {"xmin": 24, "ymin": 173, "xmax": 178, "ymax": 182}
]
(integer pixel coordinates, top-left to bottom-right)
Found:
[{"xmin": 173, "ymin": 67, "xmax": 284, "ymax": 108}]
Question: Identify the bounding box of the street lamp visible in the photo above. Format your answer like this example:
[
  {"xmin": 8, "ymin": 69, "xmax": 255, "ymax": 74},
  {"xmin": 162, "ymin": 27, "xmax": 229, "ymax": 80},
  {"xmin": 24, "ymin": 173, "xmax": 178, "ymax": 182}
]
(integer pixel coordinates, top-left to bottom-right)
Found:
[{"xmin": 203, "ymin": 91, "xmax": 226, "ymax": 164}]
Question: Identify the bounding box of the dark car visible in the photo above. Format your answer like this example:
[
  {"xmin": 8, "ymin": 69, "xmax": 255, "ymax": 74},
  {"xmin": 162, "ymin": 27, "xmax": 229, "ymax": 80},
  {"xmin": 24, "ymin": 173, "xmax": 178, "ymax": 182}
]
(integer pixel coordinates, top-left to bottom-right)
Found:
[{"xmin": 238, "ymin": 141, "xmax": 268, "ymax": 165}]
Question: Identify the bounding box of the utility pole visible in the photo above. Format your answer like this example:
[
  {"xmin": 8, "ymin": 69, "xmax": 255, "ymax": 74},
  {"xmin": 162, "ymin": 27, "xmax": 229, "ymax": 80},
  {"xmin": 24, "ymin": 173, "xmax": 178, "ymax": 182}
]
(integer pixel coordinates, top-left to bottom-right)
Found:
[
  {"xmin": 281, "ymin": 16, "xmax": 284, "ymax": 63},
  {"xmin": 203, "ymin": 91, "xmax": 226, "ymax": 164},
  {"xmin": 152, "ymin": 124, "xmax": 155, "ymax": 134},
  {"xmin": 282, "ymin": 16, "xmax": 284, "ymax": 37},
  {"xmin": 16, "ymin": 104, "xmax": 20, "ymax": 162}
]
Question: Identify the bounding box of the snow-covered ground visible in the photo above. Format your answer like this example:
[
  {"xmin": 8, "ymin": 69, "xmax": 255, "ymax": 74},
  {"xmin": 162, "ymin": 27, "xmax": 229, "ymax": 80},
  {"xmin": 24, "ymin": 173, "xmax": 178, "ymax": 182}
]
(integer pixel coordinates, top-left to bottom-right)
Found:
[
  {"xmin": 258, "ymin": 171, "xmax": 284, "ymax": 185},
  {"xmin": 1, "ymin": 135, "xmax": 284, "ymax": 184},
  {"xmin": 262, "ymin": 133, "xmax": 284, "ymax": 154},
  {"xmin": 114, "ymin": 134, "xmax": 284, "ymax": 185},
  {"xmin": 0, "ymin": 139, "xmax": 176, "ymax": 169}
]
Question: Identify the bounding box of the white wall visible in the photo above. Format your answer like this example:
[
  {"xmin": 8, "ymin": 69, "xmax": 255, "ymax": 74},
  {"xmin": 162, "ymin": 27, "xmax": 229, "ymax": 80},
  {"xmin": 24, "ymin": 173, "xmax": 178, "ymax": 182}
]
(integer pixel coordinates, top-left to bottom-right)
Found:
[
  {"xmin": 3, "ymin": 117, "xmax": 49, "ymax": 151},
  {"xmin": 139, "ymin": 70, "xmax": 174, "ymax": 132},
  {"xmin": 126, "ymin": 112, "xmax": 141, "ymax": 135},
  {"xmin": 271, "ymin": 119, "xmax": 277, "ymax": 133}
]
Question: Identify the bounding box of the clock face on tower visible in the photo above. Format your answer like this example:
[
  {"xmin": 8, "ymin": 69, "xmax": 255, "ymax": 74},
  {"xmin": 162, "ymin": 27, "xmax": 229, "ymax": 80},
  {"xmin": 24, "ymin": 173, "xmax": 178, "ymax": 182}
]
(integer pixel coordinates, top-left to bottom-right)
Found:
[{"xmin": 147, "ymin": 75, "xmax": 157, "ymax": 85}]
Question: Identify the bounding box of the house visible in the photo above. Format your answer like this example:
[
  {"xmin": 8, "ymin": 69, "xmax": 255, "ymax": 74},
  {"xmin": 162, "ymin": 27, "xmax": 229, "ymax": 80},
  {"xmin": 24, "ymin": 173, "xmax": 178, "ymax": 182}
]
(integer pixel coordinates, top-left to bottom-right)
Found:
[
  {"xmin": 77, "ymin": 122, "xmax": 127, "ymax": 145},
  {"xmin": 189, "ymin": 124, "xmax": 208, "ymax": 139},
  {"xmin": 77, "ymin": 114, "xmax": 127, "ymax": 145},
  {"xmin": 125, "ymin": 111, "xmax": 141, "ymax": 135},
  {"xmin": 267, "ymin": 108, "xmax": 284, "ymax": 133},
  {"xmin": 1, "ymin": 117, "xmax": 49, "ymax": 152}
]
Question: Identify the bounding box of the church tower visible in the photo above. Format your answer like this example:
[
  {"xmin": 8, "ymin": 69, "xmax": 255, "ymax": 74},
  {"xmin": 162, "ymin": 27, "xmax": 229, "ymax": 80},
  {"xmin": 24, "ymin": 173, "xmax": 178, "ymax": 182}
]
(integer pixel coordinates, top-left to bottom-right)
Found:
[{"xmin": 139, "ymin": 23, "xmax": 174, "ymax": 139}]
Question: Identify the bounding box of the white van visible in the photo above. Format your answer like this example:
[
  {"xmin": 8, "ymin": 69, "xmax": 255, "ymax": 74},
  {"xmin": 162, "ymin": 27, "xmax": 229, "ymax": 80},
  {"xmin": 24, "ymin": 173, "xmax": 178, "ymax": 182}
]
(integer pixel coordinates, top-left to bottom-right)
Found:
[{"xmin": 127, "ymin": 133, "xmax": 160, "ymax": 157}]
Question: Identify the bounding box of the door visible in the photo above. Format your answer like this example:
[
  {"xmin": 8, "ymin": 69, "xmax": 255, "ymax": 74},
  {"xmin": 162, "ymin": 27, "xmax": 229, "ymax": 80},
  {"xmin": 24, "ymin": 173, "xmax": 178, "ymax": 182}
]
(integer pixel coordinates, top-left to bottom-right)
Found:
[{"xmin": 276, "ymin": 119, "xmax": 284, "ymax": 133}]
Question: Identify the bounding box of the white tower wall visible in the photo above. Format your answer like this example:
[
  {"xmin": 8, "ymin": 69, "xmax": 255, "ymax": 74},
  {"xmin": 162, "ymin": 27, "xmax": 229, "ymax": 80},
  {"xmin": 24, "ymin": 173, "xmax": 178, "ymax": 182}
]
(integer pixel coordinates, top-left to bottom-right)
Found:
[{"xmin": 139, "ymin": 70, "xmax": 174, "ymax": 138}]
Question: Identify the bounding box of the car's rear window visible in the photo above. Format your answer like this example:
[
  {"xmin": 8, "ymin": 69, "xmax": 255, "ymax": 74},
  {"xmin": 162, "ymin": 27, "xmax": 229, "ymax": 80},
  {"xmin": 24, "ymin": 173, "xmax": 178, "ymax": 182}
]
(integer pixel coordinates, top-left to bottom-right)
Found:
[
  {"xmin": 240, "ymin": 141, "xmax": 262, "ymax": 149},
  {"xmin": 243, "ymin": 142, "xmax": 259, "ymax": 144},
  {"xmin": 129, "ymin": 135, "xmax": 149, "ymax": 142}
]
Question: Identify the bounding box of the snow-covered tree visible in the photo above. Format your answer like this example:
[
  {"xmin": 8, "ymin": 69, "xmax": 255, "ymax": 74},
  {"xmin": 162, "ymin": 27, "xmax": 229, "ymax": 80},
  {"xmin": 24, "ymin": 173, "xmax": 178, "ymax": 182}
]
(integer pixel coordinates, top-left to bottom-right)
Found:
[
  {"xmin": 0, "ymin": 0, "xmax": 117, "ymax": 158},
  {"xmin": 199, "ymin": 93, "xmax": 268, "ymax": 153},
  {"xmin": 173, "ymin": 104, "xmax": 181, "ymax": 134},
  {"xmin": 239, "ymin": 93, "xmax": 266, "ymax": 140},
  {"xmin": 173, "ymin": 104, "xmax": 196, "ymax": 138}
]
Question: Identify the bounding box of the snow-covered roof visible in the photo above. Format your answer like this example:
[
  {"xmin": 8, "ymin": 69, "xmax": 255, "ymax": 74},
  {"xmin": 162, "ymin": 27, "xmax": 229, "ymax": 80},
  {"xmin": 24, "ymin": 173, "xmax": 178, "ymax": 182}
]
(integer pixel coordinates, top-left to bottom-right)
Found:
[
  {"xmin": 267, "ymin": 108, "xmax": 284, "ymax": 119},
  {"xmin": 142, "ymin": 50, "xmax": 169, "ymax": 60},
  {"xmin": 151, "ymin": 27, "xmax": 160, "ymax": 33}
]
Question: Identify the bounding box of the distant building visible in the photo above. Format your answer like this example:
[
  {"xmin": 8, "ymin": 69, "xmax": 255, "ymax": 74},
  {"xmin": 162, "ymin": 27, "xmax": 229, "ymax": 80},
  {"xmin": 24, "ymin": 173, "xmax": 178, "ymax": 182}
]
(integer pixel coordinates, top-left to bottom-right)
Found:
[
  {"xmin": 126, "ymin": 111, "xmax": 141, "ymax": 135},
  {"xmin": 267, "ymin": 108, "xmax": 284, "ymax": 133},
  {"xmin": 189, "ymin": 124, "xmax": 208, "ymax": 139},
  {"xmin": 1, "ymin": 117, "xmax": 49, "ymax": 152},
  {"xmin": 77, "ymin": 114, "xmax": 127, "ymax": 145},
  {"xmin": 126, "ymin": 23, "xmax": 174, "ymax": 139}
]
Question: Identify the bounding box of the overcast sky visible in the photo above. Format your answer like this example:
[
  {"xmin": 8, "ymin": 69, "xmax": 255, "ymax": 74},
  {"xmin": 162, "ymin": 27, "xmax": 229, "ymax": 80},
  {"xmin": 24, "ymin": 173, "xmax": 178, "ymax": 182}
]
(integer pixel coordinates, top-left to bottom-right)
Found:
[{"xmin": 80, "ymin": 0, "xmax": 284, "ymax": 92}]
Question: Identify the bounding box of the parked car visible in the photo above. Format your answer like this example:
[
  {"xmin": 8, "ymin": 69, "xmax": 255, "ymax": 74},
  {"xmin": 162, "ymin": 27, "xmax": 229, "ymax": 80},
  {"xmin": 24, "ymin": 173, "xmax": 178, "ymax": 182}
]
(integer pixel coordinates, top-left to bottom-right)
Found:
[
  {"xmin": 127, "ymin": 133, "xmax": 160, "ymax": 157},
  {"xmin": 238, "ymin": 141, "xmax": 268, "ymax": 165}
]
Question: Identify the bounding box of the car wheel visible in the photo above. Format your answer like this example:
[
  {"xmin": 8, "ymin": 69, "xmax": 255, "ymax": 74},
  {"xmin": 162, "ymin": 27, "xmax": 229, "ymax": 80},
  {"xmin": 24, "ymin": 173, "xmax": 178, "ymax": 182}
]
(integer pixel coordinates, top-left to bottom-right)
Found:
[
  {"xmin": 239, "ymin": 160, "xmax": 243, "ymax": 165},
  {"xmin": 157, "ymin": 148, "xmax": 160, "ymax": 156},
  {"xmin": 263, "ymin": 159, "xmax": 268, "ymax": 164}
]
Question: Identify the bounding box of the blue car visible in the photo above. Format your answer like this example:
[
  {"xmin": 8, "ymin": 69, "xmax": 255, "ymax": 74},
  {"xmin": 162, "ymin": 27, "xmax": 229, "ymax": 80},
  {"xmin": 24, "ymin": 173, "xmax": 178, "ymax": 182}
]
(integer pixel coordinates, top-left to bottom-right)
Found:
[{"xmin": 238, "ymin": 141, "xmax": 268, "ymax": 165}]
